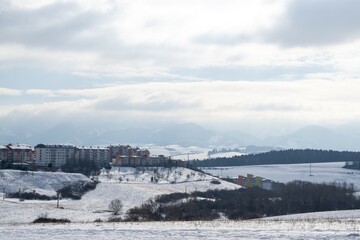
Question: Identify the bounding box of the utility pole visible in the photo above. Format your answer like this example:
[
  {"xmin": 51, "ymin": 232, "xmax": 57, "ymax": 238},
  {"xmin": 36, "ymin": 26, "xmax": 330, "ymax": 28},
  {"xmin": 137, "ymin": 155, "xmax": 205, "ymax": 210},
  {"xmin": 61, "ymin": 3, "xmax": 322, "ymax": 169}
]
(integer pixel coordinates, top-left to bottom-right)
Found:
[{"xmin": 56, "ymin": 192, "xmax": 61, "ymax": 208}]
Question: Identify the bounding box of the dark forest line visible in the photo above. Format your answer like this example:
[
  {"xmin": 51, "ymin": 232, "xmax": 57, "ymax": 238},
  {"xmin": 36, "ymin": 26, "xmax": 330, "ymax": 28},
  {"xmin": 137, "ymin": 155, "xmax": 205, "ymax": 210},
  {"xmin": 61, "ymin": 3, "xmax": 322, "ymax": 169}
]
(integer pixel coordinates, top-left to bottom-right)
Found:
[
  {"xmin": 126, "ymin": 181, "xmax": 358, "ymax": 221},
  {"xmin": 194, "ymin": 149, "xmax": 360, "ymax": 167}
]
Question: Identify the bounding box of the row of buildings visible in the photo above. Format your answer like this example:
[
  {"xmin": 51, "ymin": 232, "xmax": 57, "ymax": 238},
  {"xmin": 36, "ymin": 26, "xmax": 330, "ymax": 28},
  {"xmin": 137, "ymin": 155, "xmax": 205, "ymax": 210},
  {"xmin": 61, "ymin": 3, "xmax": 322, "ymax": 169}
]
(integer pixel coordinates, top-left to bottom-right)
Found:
[
  {"xmin": 35, "ymin": 144, "xmax": 110, "ymax": 168},
  {"xmin": 109, "ymin": 145, "xmax": 186, "ymax": 167},
  {"xmin": 0, "ymin": 143, "xmax": 178, "ymax": 169}
]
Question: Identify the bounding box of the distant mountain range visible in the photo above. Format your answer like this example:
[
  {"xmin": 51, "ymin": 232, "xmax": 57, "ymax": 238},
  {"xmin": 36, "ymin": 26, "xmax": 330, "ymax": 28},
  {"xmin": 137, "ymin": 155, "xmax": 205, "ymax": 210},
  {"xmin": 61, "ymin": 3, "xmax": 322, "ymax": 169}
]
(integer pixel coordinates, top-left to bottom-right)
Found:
[
  {"xmin": 263, "ymin": 125, "xmax": 360, "ymax": 151},
  {"xmin": 1, "ymin": 122, "xmax": 360, "ymax": 151}
]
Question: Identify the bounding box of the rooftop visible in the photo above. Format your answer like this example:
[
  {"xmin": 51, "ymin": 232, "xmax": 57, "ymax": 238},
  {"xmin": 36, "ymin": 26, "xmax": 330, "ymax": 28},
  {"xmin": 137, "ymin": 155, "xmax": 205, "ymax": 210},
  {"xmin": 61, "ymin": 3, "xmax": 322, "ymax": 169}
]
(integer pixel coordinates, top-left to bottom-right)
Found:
[{"xmin": 7, "ymin": 144, "xmax": 32, "ymax": 150}]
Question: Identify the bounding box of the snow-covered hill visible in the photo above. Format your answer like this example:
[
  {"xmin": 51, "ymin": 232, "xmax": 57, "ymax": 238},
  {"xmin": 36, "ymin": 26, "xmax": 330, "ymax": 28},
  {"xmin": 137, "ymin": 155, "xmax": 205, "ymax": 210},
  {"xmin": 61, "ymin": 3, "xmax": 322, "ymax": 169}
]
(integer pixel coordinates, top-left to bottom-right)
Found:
[
  {"xmin": 0, "ymin": 167, "xmax": 240, "ymax": 223},
  {"xmin": 98, "ymin": 167, "xmax": 220, "ymax": 184},
  {"xmin": 0, "ymin": 170, "xmax": 91, "ymax": 197}
]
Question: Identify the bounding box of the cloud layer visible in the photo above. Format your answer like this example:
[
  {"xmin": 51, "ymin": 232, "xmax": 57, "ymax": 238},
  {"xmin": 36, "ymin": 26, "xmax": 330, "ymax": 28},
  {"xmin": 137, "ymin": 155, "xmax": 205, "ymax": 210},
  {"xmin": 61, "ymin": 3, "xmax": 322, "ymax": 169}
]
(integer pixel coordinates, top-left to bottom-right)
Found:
[
  {"xmin": 2, "ymin": 79, "xmax": 360, "ymax": 137},
  {"xmin": 1, "ymin": 0, "xmax": 360, "ymax": 141}
]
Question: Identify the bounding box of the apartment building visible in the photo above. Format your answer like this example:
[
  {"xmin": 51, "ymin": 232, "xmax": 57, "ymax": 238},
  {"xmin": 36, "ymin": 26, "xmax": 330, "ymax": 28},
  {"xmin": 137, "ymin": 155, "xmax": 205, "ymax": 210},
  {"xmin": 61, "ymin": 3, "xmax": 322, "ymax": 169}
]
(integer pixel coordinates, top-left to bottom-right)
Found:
[
  {"xmin": 110, "ymin": 145, "xmax": 150, "ymax": 166},
  {"xmin": 34, "ymin": 144, "xmax": 76, "ymax": 168},
  {"xmin": 76, "ymin": 146, "xmax": 110, "ymax": 168},
  {"xmin": 0, "ymin": 145, "xmax": 8, "ymax": 161},
  {"xmin": 6, "ymin": 143, "xmax": 32, "ymax": 164}
]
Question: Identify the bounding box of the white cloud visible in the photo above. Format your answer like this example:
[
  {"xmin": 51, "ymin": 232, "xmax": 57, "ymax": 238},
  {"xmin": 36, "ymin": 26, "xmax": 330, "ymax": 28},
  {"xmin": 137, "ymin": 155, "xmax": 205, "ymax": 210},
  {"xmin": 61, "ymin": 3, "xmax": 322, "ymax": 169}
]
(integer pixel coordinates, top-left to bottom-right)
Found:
[
  {"xmin": 0, "ymin": 87, "xmax": 22, "ymax": 96},
  {"xmin": 25, "ymin": 89, "xmax": 56, "ymax": 97}
]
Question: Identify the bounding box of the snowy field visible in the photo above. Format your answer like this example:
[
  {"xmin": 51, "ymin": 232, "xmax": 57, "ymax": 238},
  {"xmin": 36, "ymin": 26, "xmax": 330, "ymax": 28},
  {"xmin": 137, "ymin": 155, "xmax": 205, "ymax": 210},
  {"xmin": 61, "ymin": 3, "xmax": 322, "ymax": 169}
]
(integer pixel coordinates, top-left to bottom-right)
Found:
[
  {"xmin": 1, "ymin": 218, "xmax": 360, "ymax": 240},
  {"xmin": 140, "ymin": 144, "xmax": 211, "ymax": 160},
  {"xmin": 139, "ymin": 144, "xmax": 245, "ymax": 160},
  {"xmin": 203, "ymin": 162, "xmax": 360, "ymax": 189}
]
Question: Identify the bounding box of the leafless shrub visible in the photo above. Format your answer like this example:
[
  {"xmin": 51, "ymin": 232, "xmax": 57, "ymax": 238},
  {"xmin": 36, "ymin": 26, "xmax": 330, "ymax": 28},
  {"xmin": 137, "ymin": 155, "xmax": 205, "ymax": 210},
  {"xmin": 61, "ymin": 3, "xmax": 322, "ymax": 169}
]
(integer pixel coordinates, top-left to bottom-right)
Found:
[{"xmin": 109, "ymin": 198, "xmax": 123, "ymax": 215}]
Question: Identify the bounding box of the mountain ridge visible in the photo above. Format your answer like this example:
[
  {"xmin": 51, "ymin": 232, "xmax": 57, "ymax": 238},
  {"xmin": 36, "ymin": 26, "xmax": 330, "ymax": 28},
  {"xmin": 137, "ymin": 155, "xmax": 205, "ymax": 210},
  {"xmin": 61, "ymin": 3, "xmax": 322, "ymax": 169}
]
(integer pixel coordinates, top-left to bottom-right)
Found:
[{"xmin": 1, "ymin": 123, "xmax": 360, "ymax": 151}]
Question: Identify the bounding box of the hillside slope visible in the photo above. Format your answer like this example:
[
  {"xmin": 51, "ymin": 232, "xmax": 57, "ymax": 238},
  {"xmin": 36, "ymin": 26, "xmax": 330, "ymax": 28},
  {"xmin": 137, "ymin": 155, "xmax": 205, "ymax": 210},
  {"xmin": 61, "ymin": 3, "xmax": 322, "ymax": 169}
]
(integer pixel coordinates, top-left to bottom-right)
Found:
[
  {"xmin": 0, "ymin": 167, "xmax": 240, "ymax": 223},
  {"xmin": 0, "ymin": 170, "xmax": 91, "ymax": 196}
]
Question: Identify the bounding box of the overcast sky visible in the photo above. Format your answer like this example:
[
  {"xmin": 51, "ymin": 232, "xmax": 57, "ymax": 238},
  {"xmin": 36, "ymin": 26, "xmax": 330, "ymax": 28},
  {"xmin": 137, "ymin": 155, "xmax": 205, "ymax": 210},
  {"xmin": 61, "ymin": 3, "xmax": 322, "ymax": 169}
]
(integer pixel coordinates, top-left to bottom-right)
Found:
[{"xmin": 1, "ymin": 0, "xmax": 360, "ymax": 138}]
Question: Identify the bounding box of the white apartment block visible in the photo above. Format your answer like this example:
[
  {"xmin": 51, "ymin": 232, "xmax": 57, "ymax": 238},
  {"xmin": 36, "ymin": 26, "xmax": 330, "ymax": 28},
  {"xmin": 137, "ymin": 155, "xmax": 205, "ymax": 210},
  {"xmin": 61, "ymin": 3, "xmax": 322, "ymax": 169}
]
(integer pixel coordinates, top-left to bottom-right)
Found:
[
  {"xmin": 34, "ymin": 144, "xmax": 76, "ymax": 168},
  {"xmin": 76, "ymin": 146, "xmax": 110, "ymax": 168}
]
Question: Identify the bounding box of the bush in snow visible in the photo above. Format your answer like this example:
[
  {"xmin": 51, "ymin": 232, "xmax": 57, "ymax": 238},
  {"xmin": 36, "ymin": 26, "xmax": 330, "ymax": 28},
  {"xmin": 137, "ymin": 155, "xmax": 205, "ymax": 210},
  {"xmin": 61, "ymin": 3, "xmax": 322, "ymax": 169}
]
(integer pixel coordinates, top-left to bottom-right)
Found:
[
  {"xmin": 109, "ymin": 198, "xmax": 123, "ymax": 215},
  {"xmin": 33, "ymin": 213, "xmax": 70, "ymax": 224},
  {"xmin": 7, "ymin": 191, "xmax": 55, "ymax": 200},
  {"xmin": 126, "ymin": 199, "xmax": 161, "ymax": 221},
  {"xmin": 210, "ymin": 180, "xmax": 221, "ymax": 184},
  {"xmin": 155, "ymin": 192, "xmax": 190, "ymax": 204},
  {"xmin": 57, "ymin": 181, "xmax": 98, "ymax": 200}
]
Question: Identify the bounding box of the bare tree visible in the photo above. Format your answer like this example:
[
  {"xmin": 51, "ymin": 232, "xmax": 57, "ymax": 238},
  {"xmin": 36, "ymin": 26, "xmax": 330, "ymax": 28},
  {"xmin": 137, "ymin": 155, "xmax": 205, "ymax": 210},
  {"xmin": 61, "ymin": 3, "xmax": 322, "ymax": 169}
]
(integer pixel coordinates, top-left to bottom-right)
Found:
[{"xmin": 109, "ymin": 199, "xmax": 123, "ymax": 215}]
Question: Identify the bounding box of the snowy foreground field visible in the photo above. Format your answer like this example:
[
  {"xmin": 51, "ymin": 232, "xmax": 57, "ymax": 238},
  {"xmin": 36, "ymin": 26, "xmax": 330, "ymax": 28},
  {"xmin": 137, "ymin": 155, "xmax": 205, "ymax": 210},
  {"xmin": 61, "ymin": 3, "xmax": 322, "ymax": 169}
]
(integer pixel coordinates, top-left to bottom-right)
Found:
[
  {"xmin": 2, "ymin": 165, "xmax": 360, "ymax": 239},
  {"xmin": 1, "ymin": 218, "xmax": 360, "ymax": 240}
]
